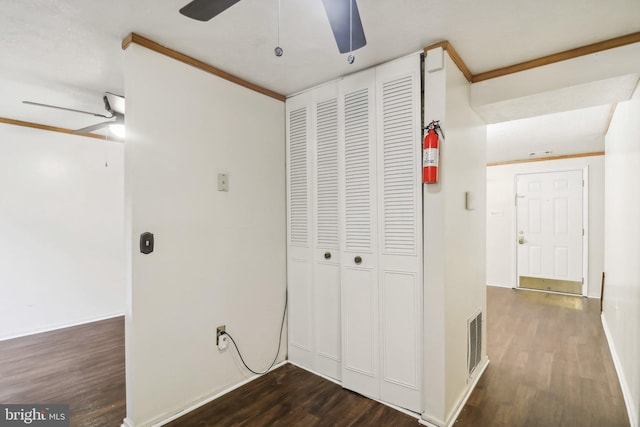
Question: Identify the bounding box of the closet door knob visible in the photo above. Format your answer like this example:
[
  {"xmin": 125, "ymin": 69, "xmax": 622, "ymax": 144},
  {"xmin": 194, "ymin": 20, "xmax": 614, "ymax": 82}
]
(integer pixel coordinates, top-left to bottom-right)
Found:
[
  {"xmin": 354, "ymin": 256, "xmax": 362, "ymax": 265},
  {"xmin": 324, "ymin": 251, "xmax": 332, "ymax": 260}
]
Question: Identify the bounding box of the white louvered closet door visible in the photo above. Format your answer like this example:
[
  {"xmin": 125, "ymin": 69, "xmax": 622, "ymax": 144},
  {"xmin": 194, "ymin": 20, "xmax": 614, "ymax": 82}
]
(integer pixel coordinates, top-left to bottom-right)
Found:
[
  {"xmin": 376, "ymin": 55, "xmax": 423, "ymax": 413},
  {"xmin": 339, "ymin": 68, "xmax": 380, "ymax": 399},
  {"xmin": 286, "ymin": 92, "xmax": 314, "ymax": 368},
  {"xmin": 287, "ymin": 54, "xmax": 422, "ymax": 412},
  {"xmin": 312, "ymin": 83, "xmax": 342, "ymax": 380}
]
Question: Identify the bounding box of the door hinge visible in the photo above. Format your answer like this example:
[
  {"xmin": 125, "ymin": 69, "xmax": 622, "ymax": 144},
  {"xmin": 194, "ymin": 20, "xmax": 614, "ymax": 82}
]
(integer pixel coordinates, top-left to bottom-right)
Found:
[
  {"xmin": 582, "ymin": 277, "xmax": 584, "ymax": 284},
  {"xmin": 582, "ymin": 228, "xmax": 585, "ymax": 236}
]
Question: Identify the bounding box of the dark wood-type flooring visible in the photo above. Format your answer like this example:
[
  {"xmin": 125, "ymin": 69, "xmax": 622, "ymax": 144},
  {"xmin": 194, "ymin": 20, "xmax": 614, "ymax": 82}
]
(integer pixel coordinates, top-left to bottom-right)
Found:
[
  {"xmin": 165, "ymin": 363, "xmax": 419, "ymax": 426},
  {"xmin": 455, "ymin": 287, "xmax": 629, "ymax": 427},
  {"xmin": 0, "ymin": 317, "xmax": 125, "ymax": 427},
  {"xmin": 0, "ymin": 288, "xmax": 629, "ymax": 427}
]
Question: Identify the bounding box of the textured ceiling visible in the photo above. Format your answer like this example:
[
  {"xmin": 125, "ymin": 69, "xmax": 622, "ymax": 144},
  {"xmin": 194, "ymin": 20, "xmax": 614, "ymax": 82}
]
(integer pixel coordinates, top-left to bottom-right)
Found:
[
  {"xmin": 0, "ymin": 0, "xmax": 639, "ymax": 156},
  {"xmin": 487, "ymin": 105, "xmax": 612, "ymax": 164},
  {"xmin": 475, "ymin": 74, "xmax": 640, "ymax": 125}
]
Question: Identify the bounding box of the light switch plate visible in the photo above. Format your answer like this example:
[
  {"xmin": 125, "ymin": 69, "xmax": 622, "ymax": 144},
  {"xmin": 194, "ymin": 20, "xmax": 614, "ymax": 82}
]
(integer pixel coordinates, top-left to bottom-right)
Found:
[
  {"xmin": 465, "ymin": 191, "xmax": 474, "ymax": 210},
  {"xmin": 217, "ymin": 173, "xmax": 229, "ymax": 191}
]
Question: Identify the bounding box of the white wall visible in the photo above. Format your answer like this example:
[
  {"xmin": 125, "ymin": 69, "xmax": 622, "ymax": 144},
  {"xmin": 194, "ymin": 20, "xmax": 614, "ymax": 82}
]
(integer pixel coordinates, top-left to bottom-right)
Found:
[
  {"xmin": 0, "ymin": 125, "xmax": 124, "ymax": 340},
  {"xmin": 486, "ymin": 155, "xmax": 605, "ymax": 298},
  {"xmin": 602, "ymin": 85, "xmax": 640, "ymax": 427},
  {"xmin": 123, "ymin": 45, "xmax": 286, "ymax": 427},
  {"xmin": 423, "ymin": 51, "xmax": 487, "ymax": 426}
]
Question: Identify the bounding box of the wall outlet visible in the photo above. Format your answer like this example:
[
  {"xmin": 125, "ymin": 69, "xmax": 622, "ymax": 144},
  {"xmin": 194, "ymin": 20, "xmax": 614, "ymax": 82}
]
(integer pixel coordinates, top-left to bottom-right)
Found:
[{"xmin": 216, "ymin": 325, "xmax": 225, "ymax": 345}]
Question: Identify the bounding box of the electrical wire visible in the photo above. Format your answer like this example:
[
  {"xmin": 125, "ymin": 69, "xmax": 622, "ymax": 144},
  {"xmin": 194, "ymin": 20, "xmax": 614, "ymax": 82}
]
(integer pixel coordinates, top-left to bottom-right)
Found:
[
  {"xmin": 222, "ymin": 288, "xmax": 287, "ymax": 375},
  {"xmin": 273, "ymin": 0, "xmax": 283, "ymax": 57}
]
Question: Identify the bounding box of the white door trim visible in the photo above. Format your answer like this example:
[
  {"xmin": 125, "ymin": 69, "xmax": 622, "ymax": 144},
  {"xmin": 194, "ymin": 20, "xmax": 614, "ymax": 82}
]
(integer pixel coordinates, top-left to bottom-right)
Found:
[{"xmin": 582, "ymin": 166, "xmax": 589, "ymax": 297}]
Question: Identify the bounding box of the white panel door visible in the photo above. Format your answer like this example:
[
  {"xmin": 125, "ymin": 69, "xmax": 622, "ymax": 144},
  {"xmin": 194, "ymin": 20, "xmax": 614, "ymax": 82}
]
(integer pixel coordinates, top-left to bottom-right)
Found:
[
  {"xmin": 286, "ymin": 92, "xmax": 314, "ymax": 367},
  {"xmin": 516, "ymin": 170, "xmax": 583, "ymax": 287},
  {"xmin": 312, "ymin": 83, "xmax": 342, "ymax": 380},
  {"xmin": 375, "ymin": 55, "xmax": 423, "ymax": 412},
  {"xmin": 339, "ymin": 69, "xmax": 379, "ymax": 399}
]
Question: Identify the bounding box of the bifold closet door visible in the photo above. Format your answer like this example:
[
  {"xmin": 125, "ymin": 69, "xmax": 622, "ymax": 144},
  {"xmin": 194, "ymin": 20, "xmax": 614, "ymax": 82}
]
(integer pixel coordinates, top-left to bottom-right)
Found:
[
  {"xmin": 286, "ymin": 85, "xmax": 342, "ymax": 380},
  {"xmin": 312, "ymin": 83, "xmax": 342, "ymax": 380},
  {"xmin": 286, "ymin": 92, "xmax": 314, "ymax": 368},
  {"xmin": 288, "ymin": 54, "xmax": 422, "ymax": 412},
  {"xmin": 339, "ymin": 68, "xmax": 380, "ymax": 398},
  {"xmin": 339, "ymin": 55, "xmax": 422, "ymax": 413},
  {"xmin": 376, "ymin": 55, "xmax": 423, "ymax": 412}
]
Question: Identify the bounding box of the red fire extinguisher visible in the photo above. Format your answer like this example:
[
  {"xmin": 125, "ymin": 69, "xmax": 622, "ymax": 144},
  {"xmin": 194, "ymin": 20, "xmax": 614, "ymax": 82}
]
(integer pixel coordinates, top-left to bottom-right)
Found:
[{"xmin": 423, "ymin": 120, "xmax": 443, "ymax": 184}]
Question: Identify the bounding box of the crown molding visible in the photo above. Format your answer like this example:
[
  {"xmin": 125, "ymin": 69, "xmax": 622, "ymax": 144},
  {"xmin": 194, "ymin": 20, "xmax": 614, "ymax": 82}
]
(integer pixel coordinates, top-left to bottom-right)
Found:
[{"xmin": 122, "ymin": 33, "xmax": 285, "ymax": 102}]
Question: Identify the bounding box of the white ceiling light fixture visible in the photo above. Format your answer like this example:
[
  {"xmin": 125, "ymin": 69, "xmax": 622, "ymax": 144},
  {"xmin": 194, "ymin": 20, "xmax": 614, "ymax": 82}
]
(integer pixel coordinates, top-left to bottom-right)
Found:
[{"xmin": 109, "ymin": 123, "xmax": 126, "ymax": 138}]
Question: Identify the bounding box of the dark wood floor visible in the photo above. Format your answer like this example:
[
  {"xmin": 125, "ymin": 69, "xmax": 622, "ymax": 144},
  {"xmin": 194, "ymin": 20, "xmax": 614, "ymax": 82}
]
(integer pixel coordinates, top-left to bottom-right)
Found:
[
  {"xmin": 0, "ymin": 289, "xmax": 628, "ymax": 427},
  {"xmin": 165, "ymin": 363, "xmax": 419, "ymax": 426},
  {"xmin": 0, "ymin": 317, "xmax": 125, "ymax": 427},
  {"xmin": 456, "ymin": 287, "xmax": 629, "ymax": 427}
]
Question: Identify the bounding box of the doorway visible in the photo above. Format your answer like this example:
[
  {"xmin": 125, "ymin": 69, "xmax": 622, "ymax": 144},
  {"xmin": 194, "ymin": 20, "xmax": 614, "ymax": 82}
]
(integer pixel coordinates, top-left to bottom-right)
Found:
[{"xmin": 516, "ymin": 169, "xmax": 585, "ymax": 295}]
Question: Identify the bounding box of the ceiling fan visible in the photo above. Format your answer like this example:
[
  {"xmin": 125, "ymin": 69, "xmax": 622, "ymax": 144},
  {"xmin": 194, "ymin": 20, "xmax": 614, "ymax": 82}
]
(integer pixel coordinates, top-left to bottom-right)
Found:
[
  {"xmin": 23, "ymin": 92, "xmax": 125, "ymax": 135},
  {"xmin": 179, "ymin": 0, "xmax": 367, "ymax": 54}
]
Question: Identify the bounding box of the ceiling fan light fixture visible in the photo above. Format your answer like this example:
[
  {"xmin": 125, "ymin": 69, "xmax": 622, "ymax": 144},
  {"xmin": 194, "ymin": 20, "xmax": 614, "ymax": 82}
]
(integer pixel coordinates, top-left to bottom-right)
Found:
[{"xmin": 109, "ymin": 123, "xmax": 126, "ymax": 138}]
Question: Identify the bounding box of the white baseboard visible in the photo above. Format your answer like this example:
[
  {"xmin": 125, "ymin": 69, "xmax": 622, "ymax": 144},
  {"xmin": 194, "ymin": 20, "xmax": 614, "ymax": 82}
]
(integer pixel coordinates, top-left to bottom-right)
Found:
[
  {"xmin": 419, "ymin": 418, "xmax": 441, "ymax": 427},
  {"xmin": 143, "ymin": 360, "xmax": 288, "ymax": 427},
  {"xmin": 420, "ymin": 358, "xmax": 490, "ymax": 427},
  {"xmin": 0, "ymin": 313, "xmax": 125, "ymax": 342},
  {"xmin": 373, "ymin": 398, "xmax": 421, "ymax": 420},
  {"xmin": 124, "ymin": 357, "xmax": 491, "ymax": 427},
  {"xmin": 287, "ymin": 361, "xmax": 342, "ymax": 386},
  {"xmin": 601, "ymin": 314, "xmax": 638, "ymax": 427}
]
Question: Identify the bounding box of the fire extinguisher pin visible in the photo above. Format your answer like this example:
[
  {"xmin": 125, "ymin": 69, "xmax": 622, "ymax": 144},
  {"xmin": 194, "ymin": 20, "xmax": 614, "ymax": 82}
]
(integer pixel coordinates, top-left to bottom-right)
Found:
[{"xmin": 423, "ymin": 120, "xmax": 444, "ymax": 139}]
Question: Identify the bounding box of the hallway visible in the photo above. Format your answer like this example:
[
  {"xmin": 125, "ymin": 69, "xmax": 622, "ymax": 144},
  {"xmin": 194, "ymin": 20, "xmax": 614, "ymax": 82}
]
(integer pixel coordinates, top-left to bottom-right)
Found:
[{"xmin": 456, "ymin": 287, "xmax": 629, "ymax": 426}]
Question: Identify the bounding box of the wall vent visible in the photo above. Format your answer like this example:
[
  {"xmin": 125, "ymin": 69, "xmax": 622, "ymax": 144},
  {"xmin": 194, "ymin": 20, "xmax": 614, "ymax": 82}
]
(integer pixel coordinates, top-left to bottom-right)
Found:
[{"xmin": 467, "ymin": 311, "xmax": 483, "ymax": 378}]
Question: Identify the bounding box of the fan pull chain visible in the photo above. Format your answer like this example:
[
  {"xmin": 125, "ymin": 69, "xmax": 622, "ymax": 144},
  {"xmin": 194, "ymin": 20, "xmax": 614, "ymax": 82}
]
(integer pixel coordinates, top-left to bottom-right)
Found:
[
  {"xmin": 347, "ymin": 0, "xmax": 355, "ymax": 64},
  {"xmin": 274, "ymin": 0, "xmax": 283, "ymax": 57},
  {"xmin": 104, "ymin": 129, "xmax": 109, "ymax": 168}
]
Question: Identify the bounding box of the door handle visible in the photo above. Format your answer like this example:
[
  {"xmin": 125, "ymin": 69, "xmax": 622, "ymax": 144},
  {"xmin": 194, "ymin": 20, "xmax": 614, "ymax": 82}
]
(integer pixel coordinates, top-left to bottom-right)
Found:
[
  {"xmin": 354, "ymin": 256, "xmax": 362, "ymax": 265},
  {"xmin": 324, "ymin": 251, "xmax": 332, "ymax": 260},
  {"xmin": 518, "ymin": 236, "xmax": 525, "ymax": 244}
]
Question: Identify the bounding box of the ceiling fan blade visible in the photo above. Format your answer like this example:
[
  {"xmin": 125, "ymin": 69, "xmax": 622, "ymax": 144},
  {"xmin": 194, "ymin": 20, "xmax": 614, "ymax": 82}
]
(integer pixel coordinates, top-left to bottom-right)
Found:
[
  {"xmin": 73, "ymin": 121, "xmax": 115, "ymax": 134},
  {"xmin": 179, "ymin": 0, "xmax": 241, "ymax": 21},
  {"xmin": 23, "ymin": 101, "xmax": 112, "ymax": 119},
  {"xmin": 321, "ymin": 0, "xmax": 367, "ymax": 54}
]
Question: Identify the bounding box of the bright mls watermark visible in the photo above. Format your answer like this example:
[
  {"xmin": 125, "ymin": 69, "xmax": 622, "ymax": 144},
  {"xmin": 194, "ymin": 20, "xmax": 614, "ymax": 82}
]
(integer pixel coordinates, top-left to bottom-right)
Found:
[{"xmin": 0, "ymin": 405, "xmax": 69, "ymax": 427}]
